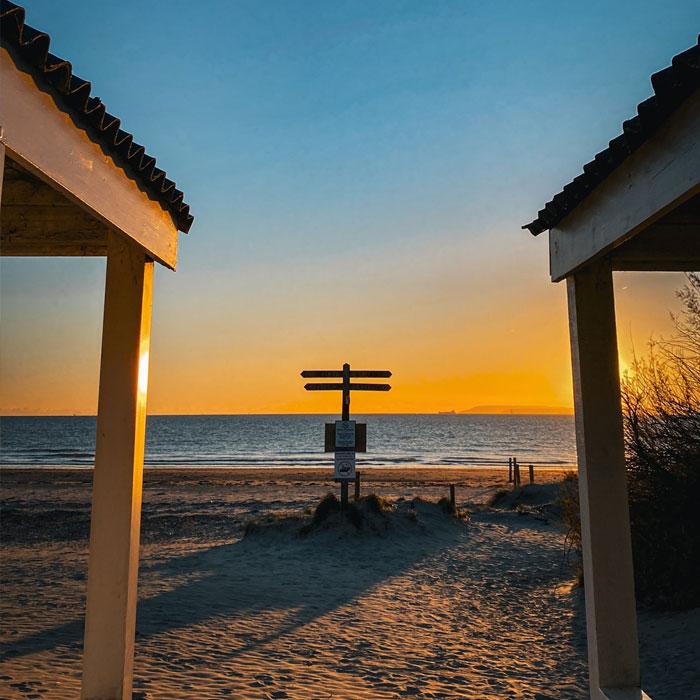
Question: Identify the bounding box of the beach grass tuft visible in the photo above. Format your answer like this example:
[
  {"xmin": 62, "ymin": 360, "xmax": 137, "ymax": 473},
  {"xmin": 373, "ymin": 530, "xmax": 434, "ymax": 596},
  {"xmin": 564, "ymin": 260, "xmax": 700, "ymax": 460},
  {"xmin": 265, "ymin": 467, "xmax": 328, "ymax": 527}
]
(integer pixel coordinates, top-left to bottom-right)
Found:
[{"xmin": 361, "ymin": 493, "xmax": 392, "ymax": 514}]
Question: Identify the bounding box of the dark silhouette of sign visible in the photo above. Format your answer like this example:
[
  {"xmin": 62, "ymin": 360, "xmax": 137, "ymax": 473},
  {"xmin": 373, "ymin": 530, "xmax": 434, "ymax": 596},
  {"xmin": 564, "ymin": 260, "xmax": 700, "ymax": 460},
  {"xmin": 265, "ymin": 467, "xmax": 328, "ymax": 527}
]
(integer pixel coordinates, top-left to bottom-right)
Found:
[
  {"xmin": 302, "ymin": 363, "xmax": 391, "ymax": 421},
  {"xmin": 301, "ymin": 362, "xmax": 392, "ymax": 506}
]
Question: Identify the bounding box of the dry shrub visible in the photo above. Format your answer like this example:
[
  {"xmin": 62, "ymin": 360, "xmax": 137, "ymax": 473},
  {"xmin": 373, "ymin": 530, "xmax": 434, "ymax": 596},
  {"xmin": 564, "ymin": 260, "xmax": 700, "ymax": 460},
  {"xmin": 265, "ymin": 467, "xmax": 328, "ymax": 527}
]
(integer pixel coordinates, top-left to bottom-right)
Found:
[
  {"xmin": 621, "ymin": 276, "xmax": 700, "ymax": 609},
  {"xmin": 559, "ymin": 276, "xmax": 700, "ymax": 608}
]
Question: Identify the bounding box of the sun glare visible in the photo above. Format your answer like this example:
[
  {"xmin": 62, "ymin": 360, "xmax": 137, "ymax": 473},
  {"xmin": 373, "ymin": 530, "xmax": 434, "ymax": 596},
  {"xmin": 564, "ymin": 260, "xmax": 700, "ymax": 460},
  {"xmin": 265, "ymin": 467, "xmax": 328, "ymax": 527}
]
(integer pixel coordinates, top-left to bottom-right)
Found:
[{"xmin": 138, "ymin": 350, "xmax": 150, "ymax": 396}]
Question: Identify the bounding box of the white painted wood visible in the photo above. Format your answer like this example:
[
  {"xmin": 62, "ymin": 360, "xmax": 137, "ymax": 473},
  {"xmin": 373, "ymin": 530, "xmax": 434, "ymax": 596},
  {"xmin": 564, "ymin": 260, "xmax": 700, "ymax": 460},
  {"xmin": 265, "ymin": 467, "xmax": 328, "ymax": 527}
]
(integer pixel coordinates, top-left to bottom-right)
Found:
[
  {"xmin": 550, "ymin": 91, "xmax": 700, "ymax": 281},
  {"xmin": 0, "ymin": 49, "xmax": 179, "ymax": 268},
  {"xmin": 566, "ymin": 261, "xmax": 643, "ymax": 698},
  {"xmin": 82, "ymin": 231, "xmax": 153, "ymax": 700}
]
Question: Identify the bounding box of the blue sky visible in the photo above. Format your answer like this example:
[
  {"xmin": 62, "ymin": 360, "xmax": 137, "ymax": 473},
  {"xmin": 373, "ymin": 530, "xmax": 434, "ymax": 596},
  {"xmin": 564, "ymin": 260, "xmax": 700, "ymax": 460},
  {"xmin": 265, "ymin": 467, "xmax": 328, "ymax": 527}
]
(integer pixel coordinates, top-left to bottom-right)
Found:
[{"xmin": 1, "ymin": 1, "xmax": 698, "ymax": 413}]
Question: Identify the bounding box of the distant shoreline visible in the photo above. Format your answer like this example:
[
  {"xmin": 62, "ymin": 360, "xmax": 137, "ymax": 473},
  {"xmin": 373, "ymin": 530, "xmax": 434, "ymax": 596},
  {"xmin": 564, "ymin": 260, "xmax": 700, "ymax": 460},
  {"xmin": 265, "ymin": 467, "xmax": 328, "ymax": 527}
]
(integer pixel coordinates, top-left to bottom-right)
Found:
[{"xmin": 0, "ymin": 464, "xmax": 578, "ymax": 474}]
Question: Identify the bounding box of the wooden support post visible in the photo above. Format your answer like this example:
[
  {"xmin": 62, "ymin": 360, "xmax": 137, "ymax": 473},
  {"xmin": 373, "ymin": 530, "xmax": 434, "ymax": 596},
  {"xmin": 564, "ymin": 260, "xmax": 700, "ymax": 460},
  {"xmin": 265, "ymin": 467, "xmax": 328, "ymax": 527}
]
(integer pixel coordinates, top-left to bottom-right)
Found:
[
  {"xmin": 567, "ymin": 261, "xmax": 640, "ymax": 696},
  {"xmin": 529, "ymin": 464, "xmax": 535, "ymax": 484},
  {"xmin": 449, "ymin": 484, "xmax": 456, "ymax": 513},
  {"xmin": 354, "ymin": 471, "xmax": 361, "ymax": 501},
  {"xmin": 340, "ymin": 480, "xmax": 349, "ymax": 511},
  {"xmin": 82, "ymin": 233, "xmax": 154, "ymax": 700},
  {"xmin": 508, "ymin": 457, "xmax": 513, "ymax": 483},
  {"xmin": 513, "ymin": 459, "xmax": 520, "ymax": 488},
  {"xmin": 342, "ymin": 362, "xmax": 350, "ymax": 421}
]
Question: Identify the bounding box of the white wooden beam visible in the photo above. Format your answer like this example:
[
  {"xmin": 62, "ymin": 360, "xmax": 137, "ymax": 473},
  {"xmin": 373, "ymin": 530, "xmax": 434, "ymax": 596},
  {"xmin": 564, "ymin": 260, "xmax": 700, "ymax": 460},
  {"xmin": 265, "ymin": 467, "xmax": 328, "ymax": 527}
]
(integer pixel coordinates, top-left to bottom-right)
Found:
[
  {"xmin": 0, "ymin": 49, "xmax": 178, "ymax": 268},
  {"xmin": 567, "ymin": 261, "xmax": 643, "ymax": 698},
  {"xmin": 550, "ymin": 91, "xmax": 700, "ymax": 281},
  {"xmin": 82, "ymin": 231, "xmax": 153, "ymax": 700}
]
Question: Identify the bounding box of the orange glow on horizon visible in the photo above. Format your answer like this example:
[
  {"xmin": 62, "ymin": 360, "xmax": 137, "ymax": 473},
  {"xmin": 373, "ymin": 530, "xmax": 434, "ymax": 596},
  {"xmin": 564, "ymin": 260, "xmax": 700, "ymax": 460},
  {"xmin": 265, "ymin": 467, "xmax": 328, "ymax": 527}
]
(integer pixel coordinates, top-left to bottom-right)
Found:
[{"xmin": 0, "ymin": 255, "xmax": 685, "ymax": 417}]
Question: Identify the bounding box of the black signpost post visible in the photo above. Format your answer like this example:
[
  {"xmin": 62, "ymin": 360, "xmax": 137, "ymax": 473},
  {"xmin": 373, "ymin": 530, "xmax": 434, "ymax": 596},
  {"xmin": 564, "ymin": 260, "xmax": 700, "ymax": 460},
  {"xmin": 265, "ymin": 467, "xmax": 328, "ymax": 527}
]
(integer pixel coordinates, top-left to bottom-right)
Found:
[{"xmin": 301, "ymin": 363, "xmax": 391, "ymax": 509}]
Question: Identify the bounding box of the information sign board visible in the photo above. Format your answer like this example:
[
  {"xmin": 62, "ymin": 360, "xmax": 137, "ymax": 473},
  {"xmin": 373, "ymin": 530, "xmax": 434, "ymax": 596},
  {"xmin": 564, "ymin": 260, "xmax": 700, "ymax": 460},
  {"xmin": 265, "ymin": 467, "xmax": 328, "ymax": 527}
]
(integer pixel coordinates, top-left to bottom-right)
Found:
[
  {"xmin": 334, "ymin": 451, "xmax": 356, "ymax": 480},
  {"xmin": 335, "ymin": 420, "xmax": 355, "ymax": 449}
]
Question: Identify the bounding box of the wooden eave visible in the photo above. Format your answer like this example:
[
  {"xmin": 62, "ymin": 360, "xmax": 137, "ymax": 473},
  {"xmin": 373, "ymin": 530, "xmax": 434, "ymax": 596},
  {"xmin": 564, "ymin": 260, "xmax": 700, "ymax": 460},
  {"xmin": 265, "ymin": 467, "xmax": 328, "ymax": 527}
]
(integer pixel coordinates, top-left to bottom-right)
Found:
[
  {"xmin": 0, "ymin": 48, "xmax": 179, "ymax": 268},
  {"xmin": 548, "ymin": 90, "xmax": 700, "ymax": 281}
]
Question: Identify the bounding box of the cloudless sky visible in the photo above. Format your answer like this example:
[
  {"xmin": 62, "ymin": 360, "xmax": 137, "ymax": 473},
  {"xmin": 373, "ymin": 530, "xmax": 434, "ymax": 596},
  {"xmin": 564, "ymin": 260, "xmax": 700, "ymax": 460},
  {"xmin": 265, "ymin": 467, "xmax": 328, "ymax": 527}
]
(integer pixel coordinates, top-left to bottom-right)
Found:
[{"xmin": 1, "ymin": 1, "xmax": 698, "ymax": 414}]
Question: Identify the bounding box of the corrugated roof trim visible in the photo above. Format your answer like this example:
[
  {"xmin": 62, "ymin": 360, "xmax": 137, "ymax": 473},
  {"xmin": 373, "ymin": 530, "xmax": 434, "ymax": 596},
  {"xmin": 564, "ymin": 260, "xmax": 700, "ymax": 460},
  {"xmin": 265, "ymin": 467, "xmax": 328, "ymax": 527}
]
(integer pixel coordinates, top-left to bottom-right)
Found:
[
  {"xmin": 0, "ymin": 0, "xmax": 193, "ymax": 233},
  {"xmin": 524, "ymin": 36, "xmax": 700, "ymax": 235}
]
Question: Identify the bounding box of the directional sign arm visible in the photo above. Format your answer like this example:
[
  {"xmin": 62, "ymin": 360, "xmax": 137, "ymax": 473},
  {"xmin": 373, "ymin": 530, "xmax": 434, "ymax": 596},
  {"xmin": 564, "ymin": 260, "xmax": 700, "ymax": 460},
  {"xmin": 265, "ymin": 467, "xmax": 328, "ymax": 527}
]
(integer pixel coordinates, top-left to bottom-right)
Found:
[
  {"xmin": 304, "ymin": 382, "xmax": 391, "ymax": 391},
  {"xmin": 301, "ymin": 370, "xmax": 392, "ymax": 378},
  {"xmin": 301, "ymin": 371, "xmax": 343, "ymax": 378},
  {"xmin": 349, "ymin": 383, "xmax": 391, "ymax": 391},
  {"xmin": 350, "ymin": 370, "xmax": 392, "ymax": 378}
]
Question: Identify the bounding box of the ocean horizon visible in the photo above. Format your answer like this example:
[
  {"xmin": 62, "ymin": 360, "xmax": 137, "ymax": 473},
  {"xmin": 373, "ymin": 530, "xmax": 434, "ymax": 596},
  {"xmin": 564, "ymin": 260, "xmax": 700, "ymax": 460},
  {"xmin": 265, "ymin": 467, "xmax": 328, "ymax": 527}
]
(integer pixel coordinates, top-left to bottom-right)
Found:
[{"xmin": 0, "ymin": 414, "xmax": 577, "ymax": 469}]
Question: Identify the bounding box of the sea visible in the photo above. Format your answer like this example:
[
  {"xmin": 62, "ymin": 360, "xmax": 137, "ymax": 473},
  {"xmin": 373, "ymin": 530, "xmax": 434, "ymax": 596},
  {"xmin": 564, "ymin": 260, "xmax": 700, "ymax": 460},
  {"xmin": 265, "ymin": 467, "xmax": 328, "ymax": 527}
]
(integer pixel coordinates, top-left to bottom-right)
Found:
[{"xmin": 0, "ymin": 414, "xmax": 576, "ymax": 469}]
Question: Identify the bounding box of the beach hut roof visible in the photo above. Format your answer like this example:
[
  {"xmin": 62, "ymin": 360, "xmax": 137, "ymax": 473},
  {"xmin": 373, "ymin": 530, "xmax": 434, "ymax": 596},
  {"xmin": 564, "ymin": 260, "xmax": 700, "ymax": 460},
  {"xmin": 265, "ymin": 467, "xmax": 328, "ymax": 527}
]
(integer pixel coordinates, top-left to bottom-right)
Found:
[
  {"xmin": 0, "ymin": 0, "xmax": 193, "ymax": 233},
  {"xmin": 523, "ymin": 35, "xmax": 700, "ymax": 236}
]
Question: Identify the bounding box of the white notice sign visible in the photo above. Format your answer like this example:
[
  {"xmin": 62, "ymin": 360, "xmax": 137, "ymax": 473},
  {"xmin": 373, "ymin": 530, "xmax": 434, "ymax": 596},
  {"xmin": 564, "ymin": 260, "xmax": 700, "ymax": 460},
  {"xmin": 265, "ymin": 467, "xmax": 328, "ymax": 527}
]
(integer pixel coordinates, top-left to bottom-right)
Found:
[
  {"xmin": 335, "ymin": 420, "xmax": 356, "ymax": 449},
  {"xmin": 334, "ymin": 451, "xmax": 356, "ymax": 480}
]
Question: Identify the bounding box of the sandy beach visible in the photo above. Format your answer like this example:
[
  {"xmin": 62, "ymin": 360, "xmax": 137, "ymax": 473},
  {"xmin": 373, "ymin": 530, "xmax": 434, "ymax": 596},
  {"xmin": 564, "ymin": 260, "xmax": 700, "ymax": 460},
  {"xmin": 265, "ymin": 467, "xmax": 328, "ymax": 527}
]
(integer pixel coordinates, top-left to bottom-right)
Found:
[{"xmin": 1, "ymin": 467, "xmax": 698, "ymax": 699}]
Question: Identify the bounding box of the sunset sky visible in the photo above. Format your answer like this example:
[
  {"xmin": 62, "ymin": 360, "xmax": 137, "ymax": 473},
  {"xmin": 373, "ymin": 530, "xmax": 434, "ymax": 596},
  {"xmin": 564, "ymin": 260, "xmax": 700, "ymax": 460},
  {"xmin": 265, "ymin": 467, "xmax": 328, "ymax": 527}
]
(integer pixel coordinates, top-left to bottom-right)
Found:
[{"xmin": 1, "ymin": 1, "xmax": 698, "ymax": 415}]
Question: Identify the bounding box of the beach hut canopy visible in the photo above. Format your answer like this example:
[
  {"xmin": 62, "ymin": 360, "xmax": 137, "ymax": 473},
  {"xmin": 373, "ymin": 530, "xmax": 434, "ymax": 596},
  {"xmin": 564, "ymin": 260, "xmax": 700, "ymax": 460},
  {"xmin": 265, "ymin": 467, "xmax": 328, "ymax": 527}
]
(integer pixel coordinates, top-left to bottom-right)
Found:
[
  {"xmin": 0, "ymin": 0, "xmax": 192, "ymax": 266},
  {"xmin": 524, "ymin": 35, "xmax": 699, "ymax": 700},
  {"xmin": 524, "ymin": 35, "xmax": 700, "ymax": 281}
]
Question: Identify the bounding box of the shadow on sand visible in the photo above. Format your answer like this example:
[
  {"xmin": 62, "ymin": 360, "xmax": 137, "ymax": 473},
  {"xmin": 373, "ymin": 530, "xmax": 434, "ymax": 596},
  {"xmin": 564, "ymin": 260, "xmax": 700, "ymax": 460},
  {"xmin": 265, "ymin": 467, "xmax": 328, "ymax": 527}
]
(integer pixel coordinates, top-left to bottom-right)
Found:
[{"xmin": 2, "ymin": 504, "xmax": 469, "ymax": 665}]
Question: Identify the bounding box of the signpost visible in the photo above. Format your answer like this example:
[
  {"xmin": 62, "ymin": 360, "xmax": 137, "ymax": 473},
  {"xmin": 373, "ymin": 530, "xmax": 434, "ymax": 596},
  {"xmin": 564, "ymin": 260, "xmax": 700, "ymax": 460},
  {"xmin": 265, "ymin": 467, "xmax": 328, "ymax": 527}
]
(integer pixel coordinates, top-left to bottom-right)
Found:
[{"xmin": 301, "ymin": 363, "xmax": 391, "ymax": 509}]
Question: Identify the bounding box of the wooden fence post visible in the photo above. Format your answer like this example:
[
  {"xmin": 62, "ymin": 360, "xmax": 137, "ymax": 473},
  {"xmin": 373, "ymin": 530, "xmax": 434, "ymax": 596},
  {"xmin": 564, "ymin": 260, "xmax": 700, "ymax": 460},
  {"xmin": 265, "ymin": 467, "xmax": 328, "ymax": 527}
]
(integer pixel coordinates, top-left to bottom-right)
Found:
[
  {"xmin": 354, "ymin": 471, "xmax": 361, "ymax": 501},
  {"xmin": 449, "ymin": 484, "xmax": 456, "ymax": 513},
  {"xmin": 508, "ymin": 457, "xmax": 513, "ymax": 482},
  {"xmin": 529, "ymin": 464, "xmax": 535, "ymax": 484},
  {"xmin": 513, "ymin": 459, "xmax": 520, "ymax": 488}
]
